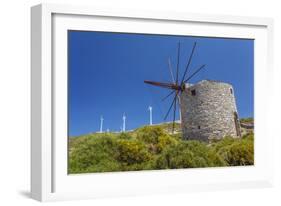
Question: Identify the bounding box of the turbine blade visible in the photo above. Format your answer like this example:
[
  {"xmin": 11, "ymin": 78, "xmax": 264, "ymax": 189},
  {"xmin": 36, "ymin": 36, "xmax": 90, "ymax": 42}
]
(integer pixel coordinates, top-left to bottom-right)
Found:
[
  {"xmin": 168, "ymin": 57, "xmax": 176, "ymax": 83},
  {"xmin": 164, "ymin": 94, "xmax": 177, "ymax": 120},
  {"xmin": 176, "ymin": 42, "xmax": 180, "ymax": 84},
  {"xmin": 144, "ymin": 80, "xmax": 182, "ymax": 91},
  {"xmin": 181, "ymin": 42, "xmax": 197, "ymax": 84},
  {"xmin": 144, "ymin": 80, "xmax": 175, "ymax": 90},
  {"xmin": 184, "ymin": 64, "xmax": 206, "ymax": 83},
  {"xmin": 162, "ymin": 90, "xmax": 175, "ymax": 101}
]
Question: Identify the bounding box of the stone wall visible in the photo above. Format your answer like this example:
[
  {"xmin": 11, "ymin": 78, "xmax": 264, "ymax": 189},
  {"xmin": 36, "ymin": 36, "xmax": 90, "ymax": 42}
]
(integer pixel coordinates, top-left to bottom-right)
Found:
[{"xmin": 180, "ymin": 80, "xmax": 241, "ymax": 142}]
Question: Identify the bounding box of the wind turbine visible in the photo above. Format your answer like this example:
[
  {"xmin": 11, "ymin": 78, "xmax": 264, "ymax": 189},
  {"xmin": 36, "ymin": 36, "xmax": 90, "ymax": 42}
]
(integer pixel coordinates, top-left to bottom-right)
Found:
[
  {"xmin": 100, "ymin": 115, "xmax": 104, "ymax": 133},
  {"xmin": 122, "ymin": 113, "xmax": 126, "ymax": 132},
  {"xmin": 148, "ymin": 106, "xmax": 153, "ymax": 125}
]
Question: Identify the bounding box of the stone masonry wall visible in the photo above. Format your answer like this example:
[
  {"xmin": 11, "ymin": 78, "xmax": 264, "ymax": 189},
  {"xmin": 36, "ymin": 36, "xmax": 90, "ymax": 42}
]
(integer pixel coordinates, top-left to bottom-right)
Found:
[{"xmin": 180, "ymin": 80, "xmax": 241, "ymax": 142}]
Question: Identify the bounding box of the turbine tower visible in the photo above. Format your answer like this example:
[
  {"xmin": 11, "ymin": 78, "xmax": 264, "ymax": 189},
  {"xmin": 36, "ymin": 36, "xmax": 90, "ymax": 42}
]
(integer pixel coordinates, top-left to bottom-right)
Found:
[
  {"xmin": 100, "ymin": 116, "xmax": 104, "ymax": 133},
  {"xmin": 148, "ymin": 106, "xmax": 153, "ymax": 125},
  {"xmin": 122, "ymin": 113, "xmax": 126, "ymax": 132}
]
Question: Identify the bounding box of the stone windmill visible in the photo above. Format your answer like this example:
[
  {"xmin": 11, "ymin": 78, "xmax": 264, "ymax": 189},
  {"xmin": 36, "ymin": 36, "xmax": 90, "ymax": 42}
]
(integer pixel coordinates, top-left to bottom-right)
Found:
[{"xmin": 144, "ymin": 42, "xmax": 241, "ymax": 141}]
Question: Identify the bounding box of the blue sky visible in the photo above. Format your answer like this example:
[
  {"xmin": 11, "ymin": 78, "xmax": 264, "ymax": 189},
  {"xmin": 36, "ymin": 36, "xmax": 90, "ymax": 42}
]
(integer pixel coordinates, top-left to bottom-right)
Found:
[{"xmin": 68, "ymin": 31, "xmax": 254, "ymax": 136}]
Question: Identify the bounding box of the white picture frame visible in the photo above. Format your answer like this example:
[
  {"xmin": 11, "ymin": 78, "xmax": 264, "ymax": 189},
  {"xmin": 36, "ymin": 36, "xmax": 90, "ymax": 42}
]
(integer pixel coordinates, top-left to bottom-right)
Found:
[{"xmin": 31, "ymin": 3, "xmax": 274, "ymax": 202}]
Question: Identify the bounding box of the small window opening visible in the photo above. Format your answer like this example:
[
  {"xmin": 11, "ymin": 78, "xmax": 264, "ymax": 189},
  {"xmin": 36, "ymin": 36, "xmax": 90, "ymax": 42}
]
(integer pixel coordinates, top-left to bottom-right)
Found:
[
  {"xmin": 191, "ymin": 89, "xmax": 196, "ymax": 96},
  {"xmin": 198, "ymin": 126, "xmax": 201, "ymax": 129},
  {"xmin": 230, "ymin": 88, "xmax": 233, "ymax": 94}
]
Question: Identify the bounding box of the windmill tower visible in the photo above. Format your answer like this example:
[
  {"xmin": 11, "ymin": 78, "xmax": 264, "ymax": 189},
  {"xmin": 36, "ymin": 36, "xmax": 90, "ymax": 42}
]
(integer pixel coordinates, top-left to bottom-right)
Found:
[
  {"xmin": 180, "ymin": 80, "xmax": 241, "ymax": 141},
  {"xmin": 100, "ymin": 116, "xmax": 104, "ymax": 133},
  {"xmin": 148, "ymin": 106, "xmax": 153, "ymax": 125},
  {"xmin": 122, "ymin": 113, "xmax": 126, "ymax": 132},
  {"xmin": 144, "ymin": 42, "xmax": 241, "ymax": 141}
]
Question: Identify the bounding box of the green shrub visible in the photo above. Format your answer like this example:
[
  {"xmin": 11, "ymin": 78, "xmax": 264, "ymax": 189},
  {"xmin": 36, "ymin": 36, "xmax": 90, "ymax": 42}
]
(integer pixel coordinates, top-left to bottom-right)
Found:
[
  {"xmin": 156, "ymin": 134, "xmax": 179, "ymax": 153},
  {"xmin": 116, "ymin": 139, "xmax": 152, "ymax": 165},
  {"xmin": 69, "ymin": 134, "xmax": 120, "ymax": 173},
  {"xmin": 135, "ymin": 126, "xmax": 180, "ymax": 154},
  {"xmin": 242, "ymin": 132, "xmax": 254, "ymax": 140},
  {"xmin": 212, "ymin": 136, "xmax": 254, "ymax": 166},
  {"xmin": 156, "ymin": 140, "xmax": 226, "ymax": 169},
  {"xmin": 211, "ymin": 137, "xmax": 236, "ymax": 152},
  {"xmin": 118, "ymin": 132, "xmax": 133, "ymax": 140},
  {"xmin": 135, "ymin": 126, "xmax": 166, "ymax": 144},
  {"xmin": 226, "ymin": 138, "xmax": 254, "ymax": 166}
]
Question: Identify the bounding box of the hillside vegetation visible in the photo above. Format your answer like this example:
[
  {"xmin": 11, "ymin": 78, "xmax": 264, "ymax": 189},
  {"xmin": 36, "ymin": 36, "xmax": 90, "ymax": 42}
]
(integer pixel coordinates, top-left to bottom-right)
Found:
[{"xmin": 69, "ymin": 123, "xmax": 254, "ymax": 174}]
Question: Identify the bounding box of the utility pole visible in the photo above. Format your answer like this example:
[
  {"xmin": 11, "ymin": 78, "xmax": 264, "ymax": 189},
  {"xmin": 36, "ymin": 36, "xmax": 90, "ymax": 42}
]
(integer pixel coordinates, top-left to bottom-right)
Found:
[{"xmin": 148, "ymin": 106, "xmax": 153, "ymax": 125}]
